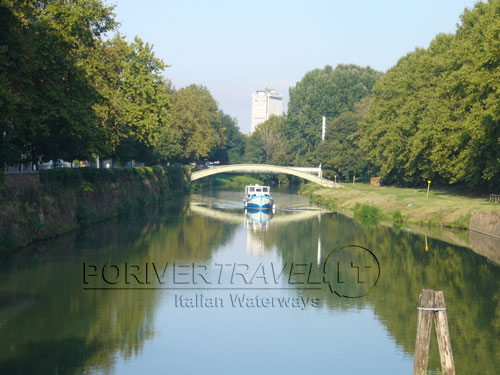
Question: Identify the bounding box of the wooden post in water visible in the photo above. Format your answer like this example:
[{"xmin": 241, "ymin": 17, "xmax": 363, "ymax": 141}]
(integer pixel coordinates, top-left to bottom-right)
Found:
[
  {"xmin": 434, "ymin": 291, "xmax": 455, "ymax": 375},
  {"xmin": 413, "ymin": 289, "xmax": 455, "ymax": 375},
  {"xmin": 414, "ymin": 289, "xmax": 434, "ymax": 375}
]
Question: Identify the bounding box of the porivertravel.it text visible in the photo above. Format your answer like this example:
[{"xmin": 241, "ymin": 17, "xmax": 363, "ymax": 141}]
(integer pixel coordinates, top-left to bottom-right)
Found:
[{"xmin": 83, "ymin": 261, "xmax": 324, "ymax": 286}]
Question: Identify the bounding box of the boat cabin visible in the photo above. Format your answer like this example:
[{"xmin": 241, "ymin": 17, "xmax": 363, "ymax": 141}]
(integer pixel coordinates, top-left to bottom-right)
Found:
[{"xmin": 245, "ymin": 184, "xmax": 270, "ymax": 198}]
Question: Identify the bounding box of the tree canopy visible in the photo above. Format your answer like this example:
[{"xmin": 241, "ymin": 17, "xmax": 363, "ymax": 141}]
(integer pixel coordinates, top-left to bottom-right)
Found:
[
  {"xmin": 3, "ymin": 0, "xmax": 500, "ymax": 191},
  {"xmin": 0, "ymin": 0, "xmax": 117, "ymax": 165},
  {"xmin": 209, "ymin": 111, "xmax": 245, "ymax": 164},
  {"xmin": 168, "ymin": 84, "xmax": 225, "ymax": 162},
  {"xmin": 286, "ymin": 64, "xmax": 382, "ymax": 165},
  {"xmin": 360, "ymin": 0, "xmax": 500, "ymax": 187},
  {"xmin": 317, "ymin": 97, "xmax": 371, "ymax": 180},
  {"xmin": 0, "ymin": 0, "xmax": 243, "ymax": 167}
]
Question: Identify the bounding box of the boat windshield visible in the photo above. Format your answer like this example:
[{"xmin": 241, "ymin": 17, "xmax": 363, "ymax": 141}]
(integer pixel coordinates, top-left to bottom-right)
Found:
[{"xmin": 263, "ymin": 187, "xmax": 268, "ymax": 193}]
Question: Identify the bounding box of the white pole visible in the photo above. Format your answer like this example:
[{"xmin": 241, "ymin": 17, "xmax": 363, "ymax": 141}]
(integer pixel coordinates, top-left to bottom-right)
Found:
[
  {"xmin": 321, "ymin": 116, "xmax": 326, "ymax": 186},
  {"xmin": 317, "ymin": 237, "xmax": 322, "ymax": 266},
  {"xmin": 321, "ymin": 116, "xmax": 326, "ymax": 141}
]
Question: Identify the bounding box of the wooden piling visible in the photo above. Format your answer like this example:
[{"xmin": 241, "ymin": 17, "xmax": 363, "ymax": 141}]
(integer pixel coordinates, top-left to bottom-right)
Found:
[
  {"xmin": 434, "ymin": 291, "xmax": 455, "ymax": 375},
  {"xmin": 414, "ymin": 289, "xmax": 435, "ymax": 375},
  {"xmin": 413, "ymin": 289, "xmax": 455, "ymax": 375}
]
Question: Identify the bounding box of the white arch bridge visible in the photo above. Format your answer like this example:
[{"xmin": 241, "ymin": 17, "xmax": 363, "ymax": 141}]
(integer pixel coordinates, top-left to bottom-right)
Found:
[{"xmin": 190, "ymin": 164, "xmax": 340, "ymax": 187}]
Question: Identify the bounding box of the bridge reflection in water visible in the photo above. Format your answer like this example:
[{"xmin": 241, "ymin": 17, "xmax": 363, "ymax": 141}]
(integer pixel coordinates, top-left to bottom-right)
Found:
[{"xmin": 189, "ymin": 201, "xmax": 325, "ymax": 257}]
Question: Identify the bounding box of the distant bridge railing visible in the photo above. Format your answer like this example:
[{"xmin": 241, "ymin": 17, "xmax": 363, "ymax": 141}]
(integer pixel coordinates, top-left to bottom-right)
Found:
[
  {"xmin": 190, "ymin": 164, "xmax": 339, "ymax": 187},
  {"xmin": 287, "ymin": 166, "xmax": 321, "ymax": 176}
]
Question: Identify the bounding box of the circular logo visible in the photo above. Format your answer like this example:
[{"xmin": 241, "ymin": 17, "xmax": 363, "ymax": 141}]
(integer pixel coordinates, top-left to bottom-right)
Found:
[{"xmin": 323, "ymin": 245, "xmax": 380, "ymax": 298}]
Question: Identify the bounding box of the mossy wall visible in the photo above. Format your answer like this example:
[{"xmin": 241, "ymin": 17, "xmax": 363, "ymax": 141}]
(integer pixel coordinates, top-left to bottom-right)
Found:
[{"xmin": 0, "ymin": 166, "xmax": 190, "ymax": 252}]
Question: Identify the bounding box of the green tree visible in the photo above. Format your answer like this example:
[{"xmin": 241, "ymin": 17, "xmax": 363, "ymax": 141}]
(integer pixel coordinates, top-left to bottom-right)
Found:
[
  {"xmin": 0, "ymin": 0, "xmax": 117, "ymax": 165},
  {"xmin": 241, "ymin": 133, "xmax": 266, "ymax": 164},
  {"xmin": 361, "ymin": 0, "xmax": 500, "ymax": 187},
  {"xmin": 286, "ymin": 64, "xmax": 382, "ymax": 165},
  {"xmin": 88, "ymin": 34, "xmax": 130, "ymax": 158},
  {"xmin": 169, "ymin": 84, "xmax": 225, "ymax": 162},
  {"xmin": 253, "ymin": 115, "xmax": 289, "ymax": 164},
  {"xmin": 114, "ymin": 36, "xmax": 171, "ymax": 164},
  {"xmin": 318, "ymin": 97, "xmax": 371, "ymax": 180},
  {"xmin": 209, "ymin": 110, "xmax": 245, "ymax": 164},
  {"xmin": 359, "ymin": 36, "xmax": 454, "ymax": 185}
]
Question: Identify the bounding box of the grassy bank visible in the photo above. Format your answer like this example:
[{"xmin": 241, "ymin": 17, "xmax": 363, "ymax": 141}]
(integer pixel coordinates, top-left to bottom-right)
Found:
[{"xmin": 301, "ymin": 183, "xmax": 499, "ymax": 230}]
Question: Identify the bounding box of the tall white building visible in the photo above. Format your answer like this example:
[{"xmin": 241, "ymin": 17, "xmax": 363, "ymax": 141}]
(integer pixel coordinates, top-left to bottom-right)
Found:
[{"xmin": 250, "ymin": 87, "xmax": 283, "ymax": 133}]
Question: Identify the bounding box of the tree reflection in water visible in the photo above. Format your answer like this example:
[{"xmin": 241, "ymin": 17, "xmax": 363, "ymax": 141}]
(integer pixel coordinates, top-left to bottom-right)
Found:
[{"xmin": 0, "ymin": 195, "xmax": 498, "ymax": 375}]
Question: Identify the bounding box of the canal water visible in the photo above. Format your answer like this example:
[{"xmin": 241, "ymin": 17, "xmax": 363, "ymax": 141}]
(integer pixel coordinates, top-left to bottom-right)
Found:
[{"xmin": 0, "ymin": 190, "xmax": 498, "ymax": 375}]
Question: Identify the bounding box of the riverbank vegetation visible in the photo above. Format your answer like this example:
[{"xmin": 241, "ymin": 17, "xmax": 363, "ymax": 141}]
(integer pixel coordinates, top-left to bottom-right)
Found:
[
  {"xmin": 301, "ymin": 183, "xmax": 498, "ymax": 230},
  {"xmin": 2, "ymin": 0, "xmax": 500, "ymax": 193}
]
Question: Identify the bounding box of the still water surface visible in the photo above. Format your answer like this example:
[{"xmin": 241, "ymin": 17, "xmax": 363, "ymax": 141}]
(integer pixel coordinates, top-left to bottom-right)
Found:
[{"xmin": 0, "ymin": 190, "xmax": 498, "ymax": 374}]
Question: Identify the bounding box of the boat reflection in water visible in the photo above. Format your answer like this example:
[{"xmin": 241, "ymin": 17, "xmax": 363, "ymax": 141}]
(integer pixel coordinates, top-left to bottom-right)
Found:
[
  {"xmin": 244, "ymin": 208, "xmax": 274, "ymax": 256},
  {"xmin": 244, "ymin": 208, "xmax": 273, "ymax": 231}
]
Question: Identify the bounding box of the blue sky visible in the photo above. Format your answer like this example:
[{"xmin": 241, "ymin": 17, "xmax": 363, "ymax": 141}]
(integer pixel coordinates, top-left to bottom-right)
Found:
[{"xmin": 111, "ymin": 0, "xmax": 478, "ymax": 133}]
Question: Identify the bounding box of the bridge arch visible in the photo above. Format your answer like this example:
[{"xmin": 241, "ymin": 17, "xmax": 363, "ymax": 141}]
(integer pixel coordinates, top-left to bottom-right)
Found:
[{"xmin": 190, "ymin": 164, "xmax": 338, "ymax": 187}]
